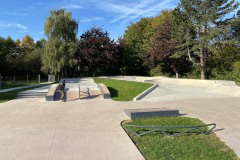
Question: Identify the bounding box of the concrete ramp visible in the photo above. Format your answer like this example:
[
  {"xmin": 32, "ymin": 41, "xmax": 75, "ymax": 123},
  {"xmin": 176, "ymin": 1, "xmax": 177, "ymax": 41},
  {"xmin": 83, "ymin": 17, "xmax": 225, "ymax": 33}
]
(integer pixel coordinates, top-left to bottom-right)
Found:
[
  {"xmin": 149, "ymin": 77, "xmax": 216, "ymax": 88},
  {"xmin": 208, "ymin": 84, "xmax": 240, "ymax": 97},
  {"xmin": 102, "ymin": 76, "xmax": 240, "ymax": 98},
  {"xmin": 59, "ymin": 78, "xmax": 103, "ymax": 101},
  {"xmin": 140, "ymin": 78, "xmax": 240, "ymax": 100}
]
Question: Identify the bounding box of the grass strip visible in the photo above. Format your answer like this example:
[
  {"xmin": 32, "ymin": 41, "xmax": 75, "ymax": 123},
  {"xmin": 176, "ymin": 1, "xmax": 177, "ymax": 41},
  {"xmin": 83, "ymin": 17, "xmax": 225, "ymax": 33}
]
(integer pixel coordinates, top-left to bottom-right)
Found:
[
  {"xmin": 0, "ymin": 83, "xmax": 30, "ymax": 89},
  {"xmin": 122, "ymin": 117, "xmax": 239, "ymax": 160},
  {"xmin": 94, "ymin": 78, "xmax": 153, "ymax": 101}
]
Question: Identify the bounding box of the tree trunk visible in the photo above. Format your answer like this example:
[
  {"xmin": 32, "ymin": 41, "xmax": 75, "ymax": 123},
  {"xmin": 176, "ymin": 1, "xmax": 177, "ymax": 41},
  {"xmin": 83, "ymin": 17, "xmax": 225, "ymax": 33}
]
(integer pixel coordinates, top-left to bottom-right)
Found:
[
  {"xmin": 200, "ymin": 48, "xmax": 207, "ymax": 79},
  {"xmin": 200, "ymin": 24, "xmax": 207, "ymax": 80}
]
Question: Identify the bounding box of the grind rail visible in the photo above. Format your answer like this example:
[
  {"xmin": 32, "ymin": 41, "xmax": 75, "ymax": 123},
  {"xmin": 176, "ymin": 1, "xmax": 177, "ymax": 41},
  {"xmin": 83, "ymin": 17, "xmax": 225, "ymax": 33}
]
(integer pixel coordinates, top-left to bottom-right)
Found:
[{"xmin": 125, "ymin": 123, "xmax": 216, "ymax": 137}]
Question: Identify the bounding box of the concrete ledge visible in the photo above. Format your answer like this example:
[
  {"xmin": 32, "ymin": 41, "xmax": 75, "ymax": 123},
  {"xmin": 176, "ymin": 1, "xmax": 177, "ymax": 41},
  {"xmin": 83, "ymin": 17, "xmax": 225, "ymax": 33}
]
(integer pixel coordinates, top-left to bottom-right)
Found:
[
  {"xmin": 46, "ymin": 84, "xmax": 58, "ymax": 101},
  {"xmin": 97, "ymin": 83, "xmax": 111, "ymax": 99},
  {"xmin": 214, "ymin": 80, "xmax": 235, "ymax": 85},
  {"xmin": 133, "ymin": 84, "xmax": 158, "ymax": 101},
  {"xmin": 124, "ymin": 108, "xmax": 180, "ymax": 119},
  {"xmin": 208, "ymin": 84, "xmax": 240, "ymax": 96},
  {"xmin": 150, "ymin": 77, "xmax": 236, "ymax": 88},
  {"xmin": 134, "ymin": 76, "xmax": 155, "ymax": 82}
]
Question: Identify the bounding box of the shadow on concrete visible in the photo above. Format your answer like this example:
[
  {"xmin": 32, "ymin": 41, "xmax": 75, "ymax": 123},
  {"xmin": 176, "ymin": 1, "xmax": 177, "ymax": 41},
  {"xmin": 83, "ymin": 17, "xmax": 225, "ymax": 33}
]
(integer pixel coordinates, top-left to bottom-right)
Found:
[
  {"xmin": 79, "ymin": 94, "xmax": 102, "ymax": 100},
  {"xmin": 54, "ymin": 91, "xmax": 62, "ymax": 101},
  {"xmin": 213, "ymin": 128, "xmax": 225, "ymax": 133},
  {"xmin": 54, "ymin": 89, "xmax": 68, "ymax": 102}
]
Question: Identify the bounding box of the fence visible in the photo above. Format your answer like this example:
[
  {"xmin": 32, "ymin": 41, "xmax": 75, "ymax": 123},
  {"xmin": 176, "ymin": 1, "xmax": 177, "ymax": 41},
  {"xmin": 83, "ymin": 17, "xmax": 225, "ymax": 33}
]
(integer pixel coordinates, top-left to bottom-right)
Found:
[
  {"xmin": 0, "ymin": 74, "xmax": 49, "ymax": 90},
  {"xmin": 0, "ymin": 73, "xmax": 91, "ymax": 90}
]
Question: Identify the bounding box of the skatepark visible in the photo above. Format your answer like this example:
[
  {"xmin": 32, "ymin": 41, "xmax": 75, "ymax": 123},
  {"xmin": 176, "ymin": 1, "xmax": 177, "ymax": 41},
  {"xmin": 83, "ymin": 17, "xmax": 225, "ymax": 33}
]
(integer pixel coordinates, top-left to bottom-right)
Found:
[{"xmin": 0, "ymin": 76, "xmax": 240, "ymax": 160}]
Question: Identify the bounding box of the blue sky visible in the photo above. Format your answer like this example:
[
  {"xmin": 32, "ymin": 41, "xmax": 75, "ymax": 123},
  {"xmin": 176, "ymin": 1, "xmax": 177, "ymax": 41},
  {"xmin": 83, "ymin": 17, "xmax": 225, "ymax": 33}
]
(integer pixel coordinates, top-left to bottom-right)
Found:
[
  {"xmin": 0, "ymin": 0, "xmax": 178, "ymax": 41},
  {"xmin": 0, "ymin": 0, "xmax": 239, "ymax": 41}
]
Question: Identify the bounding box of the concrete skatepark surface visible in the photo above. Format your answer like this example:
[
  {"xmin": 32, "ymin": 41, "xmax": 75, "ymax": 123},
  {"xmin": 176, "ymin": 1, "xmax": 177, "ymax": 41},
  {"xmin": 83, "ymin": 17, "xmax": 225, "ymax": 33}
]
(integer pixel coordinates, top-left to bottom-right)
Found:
[
  {"xmin": 0, "ymin": 77, "xmax": 240, "ymax": 159},
  {"xmin": 58, "ymin": 78, "xmax": 102, "ymax": 101}
]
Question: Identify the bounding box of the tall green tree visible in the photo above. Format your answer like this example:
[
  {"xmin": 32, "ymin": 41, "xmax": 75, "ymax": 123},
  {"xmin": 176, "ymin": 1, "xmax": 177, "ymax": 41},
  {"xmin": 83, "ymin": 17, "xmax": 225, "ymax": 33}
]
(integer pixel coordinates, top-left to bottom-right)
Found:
[
  {"xmin": 123, "ymin": 10, "xmax": 172, "ymax": 75},
  {"xmin": 178, "ymin": 0, "xmax": 239, "ymax": 79},
  {"xmin": 0, "ymin": 37, "xmax": 22, "ymax": 75},
  {"xmin": 123, "ymin": 18, "xmax": 150, "ymax": 75},
  {"xmin": 42, "ymin": 9, "xmax": 78, "ymax": 76}
]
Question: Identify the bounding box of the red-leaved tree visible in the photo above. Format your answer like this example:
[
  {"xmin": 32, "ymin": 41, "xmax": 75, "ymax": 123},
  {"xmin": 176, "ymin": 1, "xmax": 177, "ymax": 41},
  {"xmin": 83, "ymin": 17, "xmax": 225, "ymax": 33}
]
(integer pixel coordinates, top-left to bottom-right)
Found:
[
  {"xmin": 75, "ymin": 27, "xmax": 120, "ymax": 76},
  {"xmin": 145, "ymin": 17, "xmax": 190, "ymax": 78}
]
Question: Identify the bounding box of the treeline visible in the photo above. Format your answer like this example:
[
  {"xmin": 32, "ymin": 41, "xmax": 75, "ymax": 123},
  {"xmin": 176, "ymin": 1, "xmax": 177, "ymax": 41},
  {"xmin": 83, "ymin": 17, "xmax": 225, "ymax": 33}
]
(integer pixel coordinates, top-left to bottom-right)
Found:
[
  {"xmin": 0, "ymin": 0, "xmax": 240, "ymax": 80},
  {"xmin": 122, "ymin": 1, "xmax": 240, "ymax": 80},
  {"xmin": 0, "ymin": 35, "xmax": 45, "ymax": 76}
]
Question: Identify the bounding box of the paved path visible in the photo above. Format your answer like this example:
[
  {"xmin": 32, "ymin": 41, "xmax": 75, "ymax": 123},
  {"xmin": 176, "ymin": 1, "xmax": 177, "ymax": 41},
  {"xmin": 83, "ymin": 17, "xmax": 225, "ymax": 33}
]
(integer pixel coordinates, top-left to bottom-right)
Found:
[
  {"xmin": 0, "ymin": 77, "xmax": 240, "ymax": 159},
  {"xmin": 0, "ymin": 83, "xmax": 51, "ymax": 93},
  {"xmin": 0, "ymin": 99, "xmax": 144, "ymax": 160}
]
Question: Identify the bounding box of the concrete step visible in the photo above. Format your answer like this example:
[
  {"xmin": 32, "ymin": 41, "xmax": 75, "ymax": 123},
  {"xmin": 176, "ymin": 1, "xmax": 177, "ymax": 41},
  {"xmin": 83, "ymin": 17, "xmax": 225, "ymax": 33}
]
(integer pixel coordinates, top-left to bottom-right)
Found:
[
  {"xmin": 16, "ymin": 92, "xmax": 47, "ymax": 99},
  {"xmin": 15, "ymin": 85, "xmax": 50, "ymax": 99}
]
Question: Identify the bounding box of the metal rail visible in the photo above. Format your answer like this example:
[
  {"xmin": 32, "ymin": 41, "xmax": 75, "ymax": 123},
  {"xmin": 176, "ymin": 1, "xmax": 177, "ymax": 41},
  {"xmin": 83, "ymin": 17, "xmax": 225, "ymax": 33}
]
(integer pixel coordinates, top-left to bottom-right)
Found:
[{"xmin": 125, "ymin": 123, "xmax": 216, "ymax": 137}]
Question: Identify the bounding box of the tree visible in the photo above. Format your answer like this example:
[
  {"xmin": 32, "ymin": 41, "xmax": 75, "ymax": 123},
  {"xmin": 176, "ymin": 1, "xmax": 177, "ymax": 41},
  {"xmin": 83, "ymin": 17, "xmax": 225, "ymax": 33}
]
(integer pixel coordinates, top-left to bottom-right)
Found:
[
  {"xmin": 42, "ymin": 9, "xmax": 78, "ymax": 76},
  {"xmin": 145, "ymin": 14, "xmax": 191, "ymax": 78},
  {"xmin": 178, "ymin": 0, "xmax": 239, "ymax": 79},
  {"xmin": 123, "ymin": 18, "xmax": 150, "ymax": 75},
  {"xmin": 0, "ymin": 37, "xmax": 23, "ymax": 75},
  {"xmin": 123, "ymin": 10, "xmax": 173, "ymax": 75},
  {"xmin": 75, "ymin": 27, "xmax": 118, "ymax": 76},
  {"xmin": 22, "ymin": 34, "xmax": 35, "ymax": 53},
  {"xmin": 232, "ymin": 10, "xmax": 240, "ymax": 41},
  {"xmin": 36, "ymin": 38, "xmax": 46, "ymax": 48}
]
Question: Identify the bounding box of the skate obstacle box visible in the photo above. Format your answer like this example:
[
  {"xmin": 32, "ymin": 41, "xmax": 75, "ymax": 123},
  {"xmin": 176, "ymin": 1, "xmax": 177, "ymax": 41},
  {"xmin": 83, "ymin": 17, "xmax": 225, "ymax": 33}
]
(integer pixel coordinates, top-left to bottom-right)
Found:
[{"xmin": 124, "ymin": 108, "xmax": 180, "ymax": 119}]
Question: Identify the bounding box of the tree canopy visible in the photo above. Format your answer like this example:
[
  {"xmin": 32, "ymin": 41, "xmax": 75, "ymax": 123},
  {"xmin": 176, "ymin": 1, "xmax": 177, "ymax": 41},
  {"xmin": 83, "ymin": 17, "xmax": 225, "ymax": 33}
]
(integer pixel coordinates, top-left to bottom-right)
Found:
[
  {"xmin": 42, "ymin": 9, "xmax": 78, "ymax": 76},
  {"xmin": 75, "ymin": 27, "xmax": 120, "ymax": 76},
  {"xmin": 1, "ymin": 4, "xmax": 240, "ymax": 81},
  {"xmin": 176, "ymin": 0, "xmax": 239, "ymax": 79}
]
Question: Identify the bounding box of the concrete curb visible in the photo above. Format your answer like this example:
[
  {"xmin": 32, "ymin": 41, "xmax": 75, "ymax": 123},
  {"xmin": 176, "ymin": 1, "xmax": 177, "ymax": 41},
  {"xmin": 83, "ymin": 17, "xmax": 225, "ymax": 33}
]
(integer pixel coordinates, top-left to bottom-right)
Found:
[
  {"xmin": 133, "ymin": 84, "xmax": 159, "ymax": 101},
  {"xmin": 97, "ymin": 83, "xmax": 111, "ymax": 99},
  {"xmin": 46, "ymin": 84, "xmax": 59, "ymax": 101}
]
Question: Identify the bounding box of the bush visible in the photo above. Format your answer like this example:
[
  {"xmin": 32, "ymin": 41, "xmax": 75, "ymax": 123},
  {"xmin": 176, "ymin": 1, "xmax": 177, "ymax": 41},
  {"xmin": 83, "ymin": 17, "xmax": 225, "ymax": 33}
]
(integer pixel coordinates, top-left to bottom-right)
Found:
[{"xmin": 149, "ymin": 66, "xmax": 170, "ymax": 77}]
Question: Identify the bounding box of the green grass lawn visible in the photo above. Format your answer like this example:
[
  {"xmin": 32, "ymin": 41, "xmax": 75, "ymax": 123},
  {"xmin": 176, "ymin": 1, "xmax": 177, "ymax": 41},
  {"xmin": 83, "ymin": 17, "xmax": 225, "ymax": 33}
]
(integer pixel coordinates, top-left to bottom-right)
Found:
[
  {"xmin": 0, "ymin": 84, "xmax": 48, "ymax": 103},
  {"xmin": 122, "ymin": 117, "xmax": 239, "ymax": 160},
  {"xmin": 0, "ymin": 82, "xmax": 30, "ymax": 89},
  {"xmin": 94, "ymin": 78, "xmax": 153, "ymax": 101}
]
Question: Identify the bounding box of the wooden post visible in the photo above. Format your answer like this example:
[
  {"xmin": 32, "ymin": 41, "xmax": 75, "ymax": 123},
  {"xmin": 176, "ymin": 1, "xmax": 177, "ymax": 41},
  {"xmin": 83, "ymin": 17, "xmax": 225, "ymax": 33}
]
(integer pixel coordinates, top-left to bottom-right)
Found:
[
  {"xmin": 0, "ymin": 73, "xmax": 1, "ymax": 90},
  {"xmin": 38, "ymin": 74, "xmax": 40, "ymax": 83},
  {"xmin": 27, "ymin": 75, "xmax": 28, "ymax": 84},
  {"xmin": 78, "ymin": 84, "xmax": 81, "ymax": 99}
]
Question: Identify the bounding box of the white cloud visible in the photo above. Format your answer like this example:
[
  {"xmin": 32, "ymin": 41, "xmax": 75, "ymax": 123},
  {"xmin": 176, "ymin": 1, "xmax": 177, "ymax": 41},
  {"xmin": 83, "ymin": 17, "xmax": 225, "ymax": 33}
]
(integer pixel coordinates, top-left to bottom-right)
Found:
[
  {"xmin": 0, "ymin": 23, "xmax": 28, "ymax": 30},
  {"xmin": 62, "ymin": 4, "xmax": 83, "ymax": 9},
  {"xmin": 80, "ymin": 17, "xmax": 105, "ymax": 23},
  {"xmin": 0, "ymin": 11, "xmax": 26, "ymax": 16},
  {"xmin": 16, "ymin": 24, "xmax": 28, "ymax": 30},
  {"xmin": 96, "ymin": 0, "xmax": 176, "ymax": 24}
]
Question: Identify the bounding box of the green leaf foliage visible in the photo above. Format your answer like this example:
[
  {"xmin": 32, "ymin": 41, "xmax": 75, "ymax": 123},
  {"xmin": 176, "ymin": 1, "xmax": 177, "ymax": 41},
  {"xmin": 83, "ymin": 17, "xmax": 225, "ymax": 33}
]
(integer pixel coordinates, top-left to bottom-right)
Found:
[
  {"xmin": 176, "ymin": 0, "xmax": 240, "ymax": 79},
  {"xmin": 42, "ymin": 9, "xmax": 78, "ymax": 76}
]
